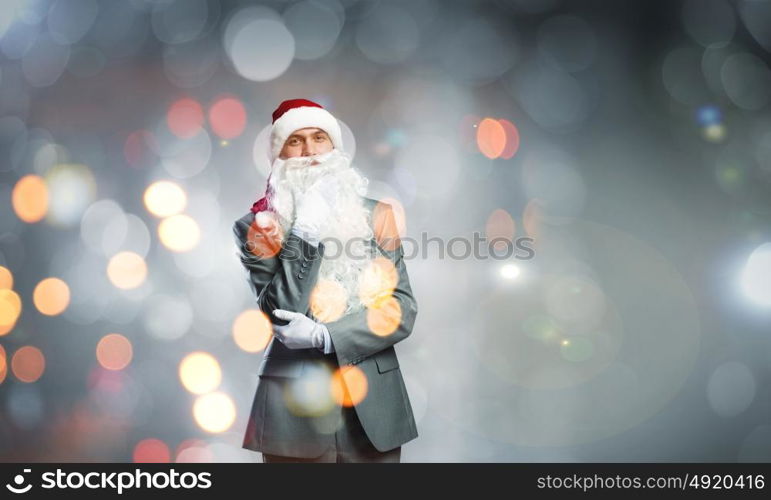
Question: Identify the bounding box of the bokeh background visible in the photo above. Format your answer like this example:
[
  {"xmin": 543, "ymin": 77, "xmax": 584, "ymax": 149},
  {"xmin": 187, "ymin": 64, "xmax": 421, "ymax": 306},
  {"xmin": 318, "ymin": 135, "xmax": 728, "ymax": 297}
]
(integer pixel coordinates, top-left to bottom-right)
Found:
[{"xmin": 2, "ymin": 0, "xmax": 771, "ymax": 462}]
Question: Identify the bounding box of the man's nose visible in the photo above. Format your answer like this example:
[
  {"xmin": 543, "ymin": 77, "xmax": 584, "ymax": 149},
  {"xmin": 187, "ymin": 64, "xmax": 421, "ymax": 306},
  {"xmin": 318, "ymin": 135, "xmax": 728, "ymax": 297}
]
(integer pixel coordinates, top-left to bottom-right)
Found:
[{"xmin": 302, "ymin": 141, "xmax": 316, "ymax": 156}]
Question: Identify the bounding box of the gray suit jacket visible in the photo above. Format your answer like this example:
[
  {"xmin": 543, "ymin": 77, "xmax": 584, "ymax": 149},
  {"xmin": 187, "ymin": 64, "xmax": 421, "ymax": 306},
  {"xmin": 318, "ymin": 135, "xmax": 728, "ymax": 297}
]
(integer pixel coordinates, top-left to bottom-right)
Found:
[{"xmin": 233, "ymin": 196, "xmax": 419, "ymax": 457}]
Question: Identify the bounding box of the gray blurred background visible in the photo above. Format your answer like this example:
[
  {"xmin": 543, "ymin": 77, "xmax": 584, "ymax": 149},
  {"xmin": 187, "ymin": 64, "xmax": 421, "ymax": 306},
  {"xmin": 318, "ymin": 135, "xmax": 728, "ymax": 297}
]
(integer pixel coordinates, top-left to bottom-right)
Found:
[{"xmin": 1, "ymin": 0, "xmax": 770, "ymax": 462}]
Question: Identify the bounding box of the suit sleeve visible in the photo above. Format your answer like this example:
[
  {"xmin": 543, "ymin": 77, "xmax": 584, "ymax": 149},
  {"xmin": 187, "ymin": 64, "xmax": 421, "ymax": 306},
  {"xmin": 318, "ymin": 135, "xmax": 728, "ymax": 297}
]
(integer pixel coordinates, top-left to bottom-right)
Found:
[
  {"xmin": 324, "ymin": 204, "xmax": 418, "ymax": 366},
  {"xmin": 232, "ymin": 215, "xmax": 325, "ymax": 322}
]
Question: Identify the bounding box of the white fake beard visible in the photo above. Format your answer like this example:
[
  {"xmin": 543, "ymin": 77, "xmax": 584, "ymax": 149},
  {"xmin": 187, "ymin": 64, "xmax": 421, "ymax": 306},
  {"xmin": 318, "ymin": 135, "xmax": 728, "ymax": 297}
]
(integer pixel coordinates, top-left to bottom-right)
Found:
[{"xmin": 267, "ymin": 149, "xmax": 376, "ymax": 316}]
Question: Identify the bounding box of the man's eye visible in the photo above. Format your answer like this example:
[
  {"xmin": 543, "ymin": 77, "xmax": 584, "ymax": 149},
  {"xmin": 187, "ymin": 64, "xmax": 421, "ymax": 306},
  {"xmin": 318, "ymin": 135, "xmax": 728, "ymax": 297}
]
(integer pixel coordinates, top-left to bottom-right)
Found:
[{"xmin": 315, "ymin": 136, "xmax": 326, "ymax": 141}]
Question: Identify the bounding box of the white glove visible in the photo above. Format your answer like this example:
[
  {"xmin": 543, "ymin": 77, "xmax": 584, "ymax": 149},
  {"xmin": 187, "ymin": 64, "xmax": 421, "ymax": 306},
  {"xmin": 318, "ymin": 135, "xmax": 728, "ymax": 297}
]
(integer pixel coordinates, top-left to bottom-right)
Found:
[
  {"xmin": 272, "ymin": 309, "xmax": 334, "ymax": 353},
  {"xmin": 293, "ymin": 175, "xmax": 340, "ymax": 236}
]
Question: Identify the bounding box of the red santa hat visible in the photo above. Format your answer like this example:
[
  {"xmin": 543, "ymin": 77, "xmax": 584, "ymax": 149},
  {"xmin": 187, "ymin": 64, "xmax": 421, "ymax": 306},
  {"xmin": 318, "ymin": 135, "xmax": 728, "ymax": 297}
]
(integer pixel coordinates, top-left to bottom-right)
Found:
[{"xmin": 269, "ymin": 98, "xmax": 344, "ymax": 163}]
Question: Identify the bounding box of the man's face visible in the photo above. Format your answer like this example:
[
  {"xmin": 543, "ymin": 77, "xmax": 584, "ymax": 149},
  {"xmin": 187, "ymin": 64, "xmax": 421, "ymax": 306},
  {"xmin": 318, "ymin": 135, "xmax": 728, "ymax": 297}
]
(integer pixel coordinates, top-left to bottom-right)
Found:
[{"xmin": 279, "ymin": 127, "xmax": 333, "ymax": 161}]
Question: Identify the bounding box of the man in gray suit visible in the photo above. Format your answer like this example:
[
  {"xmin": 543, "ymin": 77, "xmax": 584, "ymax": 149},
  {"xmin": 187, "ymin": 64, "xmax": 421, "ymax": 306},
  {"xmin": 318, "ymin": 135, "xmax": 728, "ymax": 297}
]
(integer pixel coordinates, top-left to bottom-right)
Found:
[{"xmin": 232, "ymin": 99, "xmax": 418, "ymax": 463}]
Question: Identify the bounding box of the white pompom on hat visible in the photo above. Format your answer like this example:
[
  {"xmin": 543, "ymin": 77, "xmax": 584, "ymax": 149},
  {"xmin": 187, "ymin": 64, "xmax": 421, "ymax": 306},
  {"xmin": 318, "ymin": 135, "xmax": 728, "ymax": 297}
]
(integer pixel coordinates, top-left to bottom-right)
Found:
[{"xmin": 269, "ymin": 98, "xmax": 344, "ymax": 163}]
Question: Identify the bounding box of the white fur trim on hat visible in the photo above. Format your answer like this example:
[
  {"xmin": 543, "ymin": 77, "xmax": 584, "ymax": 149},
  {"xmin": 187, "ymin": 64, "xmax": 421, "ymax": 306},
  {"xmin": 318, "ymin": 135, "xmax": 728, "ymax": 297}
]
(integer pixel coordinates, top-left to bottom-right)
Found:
[{"xmin": 269, "ymin": 106, "xmax": 344, "ymax": 163}]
